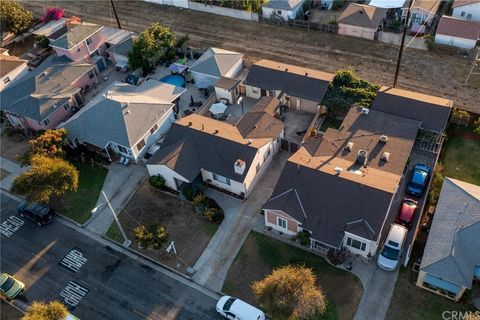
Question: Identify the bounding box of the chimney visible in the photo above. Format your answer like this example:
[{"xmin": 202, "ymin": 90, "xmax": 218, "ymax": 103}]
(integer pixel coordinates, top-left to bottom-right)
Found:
[
  {"xmin": 356, "ymin": 150, "xmax": 368, "ymax": 166},
  {"xmin": 234, "ymin": 159, "xmax": 246, "ymax": 175}
]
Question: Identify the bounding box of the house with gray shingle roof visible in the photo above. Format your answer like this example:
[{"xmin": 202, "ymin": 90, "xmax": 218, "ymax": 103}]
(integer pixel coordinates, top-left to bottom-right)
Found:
[
  {"xmin": 0, "ymin": 55, "xmax": 97, "ymax": 131},
  {"xmin": 416, "ymin": 178, "xmax": 480, "ymax": 301},
  {"xmin": 190, "ymin": 48, "xmax": 243, "ymax": 89},
  {"xmin": 337, "ymin": 4, "xmax": 388, "ymax": 40},
  {"xmin": 60, "ymin": 80, "xmax": 186, "ymax": 162},
  {"xmin": 262, "ymin": 0, "xmax": 306, "ymax": 21}
]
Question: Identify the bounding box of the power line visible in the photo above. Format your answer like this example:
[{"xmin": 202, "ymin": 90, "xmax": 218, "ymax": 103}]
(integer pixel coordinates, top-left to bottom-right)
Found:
[{"xmin": 393, "ymin": 0, "xmax": 414, "ymax": 87}]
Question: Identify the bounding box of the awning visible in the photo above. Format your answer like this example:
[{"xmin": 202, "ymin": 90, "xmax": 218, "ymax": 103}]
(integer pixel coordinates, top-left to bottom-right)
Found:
[
  {"xmin": 169, "ymin": 62, "xmax": 188, "ymax": 74},
  {"xmin": 209, "ymin": 102, "xmax": 228, "ymax": 115}
]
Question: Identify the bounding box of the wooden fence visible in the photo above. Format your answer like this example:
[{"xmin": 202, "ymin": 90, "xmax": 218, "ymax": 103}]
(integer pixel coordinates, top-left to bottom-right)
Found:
[{"xmin": 259, "ymin": 15, "xmax": 338, "ymax": 33}]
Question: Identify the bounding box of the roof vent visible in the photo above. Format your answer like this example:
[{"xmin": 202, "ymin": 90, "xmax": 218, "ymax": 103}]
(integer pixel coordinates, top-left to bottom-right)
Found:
[
  {"xmin": 381, "ymin": 152, "xmax": 390, "ymax": 162},
  {"xmin": 334, "ymin": 167, "xmax": 343, "ymax": 175},
  {"xmin": 356, "ymin": 149, "xmax": 368, "ymax": 166},
  {"xmin": 344, "ymin": 142, "xmax": 354, "ymax": 152},
  {"xmin": 379, "ymin": 135, "xmax": 388, "ymax": 143},
  {"xmin": 125, "ymin": 109, "xmax": 130, "ymax": 115},
  {"xmin": 285, "ymin": 68, "xmax": 288, "ymax": 72},
  {"xmin": 187, "ymin": 121, "xmax": 192, "ymax": 126},
  {"xmin": 213, "ymin": 129, "xmax": 219, "ymax": 134},
  {"xmin": 201, "ymin": 124, "xmax": 204, "ymax": 130},
  {"xmin": 305, "ymin": 72, "xmax": 308, "ymax": 76},
  {"xmin": 360, "ymin": 9, "xmax": 364, "ymax": 14},
  {"xmin": 247, "ymin": 139, "xmax": 253, "ymax": 145},
  {"xmin": 361, "ymin": 108, "xmax": 369, "ymax": 115},
  {"xmin": 234, "ymin": 159, "xmax": 246, "ymax": 175}
]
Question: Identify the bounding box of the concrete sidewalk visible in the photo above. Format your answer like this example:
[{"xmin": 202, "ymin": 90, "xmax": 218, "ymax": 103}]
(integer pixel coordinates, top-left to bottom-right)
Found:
[
  {"xmin": 192, "ymin": 151, "xmax": 290, "ymax": 291},
  {"xmin": 85, "ymin": 163, "xmax": 148, "ymax": 235},
  {"xmin": 0, "ymin": 156, "xmax": 28, "ymax": 191}
]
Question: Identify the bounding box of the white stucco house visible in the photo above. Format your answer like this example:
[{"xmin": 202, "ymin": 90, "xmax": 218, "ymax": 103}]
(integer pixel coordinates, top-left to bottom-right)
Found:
[
  {"xmin": 146, "ymin": 97, "xmax": 284, "ymax": 198},
  {"xmin": 262, "ymin": 0, "xmax": 306, "ymax": 21},
  {"xmin": 60, "ymin": 79, "xmax": 186, "ymax": 163},
  {"xmin": 189, "ymin": 47, "xmax": 243, "ymax": 89},
  {"xmin": 452, "ymin": 0, "xmax": 480, "ymax": 21},
  {"xmin": 435, "ymin": 16, "xmax": 480, "ymax": 49}
]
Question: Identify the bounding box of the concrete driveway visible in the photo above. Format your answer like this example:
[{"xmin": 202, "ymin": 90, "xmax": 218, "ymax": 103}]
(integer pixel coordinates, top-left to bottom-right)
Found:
[{"xmin": 192, "ymin": 151, "xmax": 290, "ymax": 291}]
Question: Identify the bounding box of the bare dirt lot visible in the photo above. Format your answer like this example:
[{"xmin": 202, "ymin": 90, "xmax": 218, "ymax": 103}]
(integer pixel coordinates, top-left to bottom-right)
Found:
[
  {"xmin": 0, "ymin": 132, "xmax": 30, "ymax": 162},
  {"xmin": 24, "ymin": 1, "xmax": 479, "ymax": 113}
]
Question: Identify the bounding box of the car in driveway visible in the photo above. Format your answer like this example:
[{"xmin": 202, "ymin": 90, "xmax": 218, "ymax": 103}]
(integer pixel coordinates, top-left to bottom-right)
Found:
[
  {"xmin": 0, "ymin": 273, "xmax": 25, "ymax": 300},
  {"xmin": 406, "ymin": 164, "xmax": 431, "ymax": 198},
  {"xmin": 216, "ymin": 295, "xmax": 265, "ymax": 320},
  {"xmin": 377, "ymin": 224, "xmax": 408, "ymax": 271},
  {"xmin": 17, "ymin": 202, "xmax": 55, "ymax": 226},
  {"xmin": 395, "ymin": 198, "xmax": 418, "ymax": 229}
]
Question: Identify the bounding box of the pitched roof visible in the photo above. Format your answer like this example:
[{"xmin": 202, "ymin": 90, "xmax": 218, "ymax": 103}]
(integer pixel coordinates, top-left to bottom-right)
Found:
[
  {"xmin": 0, "ymin": 54, "xmax": 27, "ymax": 78},
  {"xmin": 106, "ymin": 36, "xmax": 134, "ymax": 57},
  {"xmin": 338, "ymin": 3, "xmax": 388, "ymax": 29},
  {"xmin": 215, "ymin": 77, "xmax": 241, "ymax": 90},
  {"xmin": 411, "ymin": 0, "xmax": 441, "ymax": 13},
  {"xmin": 263, "ymin": 0, "xmax": 304, "ymax": 11},
  {"xmin": 265, "ymin": 107, "xmax": 420, "ymax": 247},
  {"xmin": 249, "ymin": 95, "xmax": 280, "ymax": 116},
  {"xmin": 371, "ymin": 86, "xmax": 453, "ymax": 133},
  {"xmin": 33, "ymin": 18, "xmax": 68, "ymax": 37},
  {"xmin": 436, "ymin": 16, "xmax": 480, "ymax": 41},
  {"xmin": 452, "ymin": 0, "xmax": 480, "ymax": 8},
  {"xmin": 244, "ymin": 59, "xmax": 334, "ymax": 102},
  {"xmin": 368, "ymin": 0, "xmax": 408, "ymax": 9},
  {"xmin": 61, "ymin": 80, "xmax": 182, "ymax": 148},
  {"xmin": 147, "ymin": 114, "xmax": 271, "ymax": 182},
  {"xmin": 1, "ymin": 56, "xmax": 94, "ymax": 121},
  {"xmin": 190, "ymin": 48, "xmax": 243, "ymax": 78},
  {"xmin": 50, "ymin": 23, "xmax": 103, "ymax": 50},
  {"xmin": 235, "ymin": 97, "xmax": 284, "ymax": 139},
  {"xmin": 420, "ymin": 178, "xmax": 480, "ymax": 288}
]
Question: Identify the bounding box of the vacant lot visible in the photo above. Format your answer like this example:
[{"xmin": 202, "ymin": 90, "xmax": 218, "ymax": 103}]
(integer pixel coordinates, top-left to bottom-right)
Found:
[
  {"xmin": 0, "ymin": 132, "xmax": 30, "ymax": 163},
  {"xmin": 223, "ymin": 232, "xmax": 362, "ymax": 320},
  {"xmin": 386, "ymin": 267, "xmax": 476, "ymax": 320},
  {"xmin": 23, "ymin": 1, "xmax": 479, "ymax": 113},
  {"xmin": 107, "ymin": 181, "xmax": 217, "ymax": 274}
]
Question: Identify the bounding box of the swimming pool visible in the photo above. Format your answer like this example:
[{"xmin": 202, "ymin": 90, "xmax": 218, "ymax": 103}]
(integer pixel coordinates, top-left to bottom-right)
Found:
[{"xmin": 159, "ymin": 75, "xmax": 185, "ymax": 87}]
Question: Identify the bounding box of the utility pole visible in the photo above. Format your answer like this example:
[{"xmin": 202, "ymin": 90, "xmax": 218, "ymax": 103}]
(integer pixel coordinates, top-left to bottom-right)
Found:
[
  {"xmin": 393, "ymin": 0, "xmax": 413, "ymax": 87},
  {"xmin": 110, "ymin": 0, "xmax": 122, "ymax": 29}
]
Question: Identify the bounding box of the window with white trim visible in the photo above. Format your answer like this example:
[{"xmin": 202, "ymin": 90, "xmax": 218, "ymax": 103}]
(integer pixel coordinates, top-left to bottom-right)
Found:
[
  {"xmin": 212, "ymin": 173, "xmax": 231, "ymax": 185},
  {"xmin": 150, "ymin": 124, "xmax": 158, "ymax": 134},
  {"xmin": 136, "ymin": 139, "xmax": 146, "ymax": 152},
  {"xmin": 43, "ymin": 118, "xmax": 50, "ymax": 125},
  {"xmin": 277, "ymin": 217, "xmax": 287, "ymax": 229},
  {"xmin": 3, "ymin": 77, "xmax": 11, "ymax": 84},
  {"xmin": 346, "ymin": 237, "xmax": 366, "ymax": 251}
]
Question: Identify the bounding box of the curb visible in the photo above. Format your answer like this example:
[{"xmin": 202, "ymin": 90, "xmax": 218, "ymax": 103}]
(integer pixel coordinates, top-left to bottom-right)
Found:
[{"xmin": 2, "ymin": 298, "xmax": 27, "ymax": 314}]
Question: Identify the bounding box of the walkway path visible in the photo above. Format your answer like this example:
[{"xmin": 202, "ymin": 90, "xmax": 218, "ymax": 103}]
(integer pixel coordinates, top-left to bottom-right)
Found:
[
  {"xmin": 85, "ymin": 163, "xmax": 148, "ymax": 235},
  {"xmin": 0, "ymin": 156, "xmax": 28, "ymax": 191},
  {"xmin": 192, "ymin": 151, "xmax": 290, "ymax": 291}
]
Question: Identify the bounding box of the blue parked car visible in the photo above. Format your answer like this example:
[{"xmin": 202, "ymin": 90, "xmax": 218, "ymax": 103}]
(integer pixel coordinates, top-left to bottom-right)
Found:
[{"xmin": 406, "ymin": 164, "xmax": 431, "ymax": 197}]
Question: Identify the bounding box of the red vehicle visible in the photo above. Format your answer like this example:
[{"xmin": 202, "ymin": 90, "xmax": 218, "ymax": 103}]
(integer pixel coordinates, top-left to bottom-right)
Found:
[{"xmin": 395, "ymin": 198, "xmax": 418, "ymax": 229}]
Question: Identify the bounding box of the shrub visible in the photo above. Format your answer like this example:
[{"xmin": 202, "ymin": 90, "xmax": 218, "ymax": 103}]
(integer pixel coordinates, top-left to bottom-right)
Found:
[
  {"xmin": 428, "ymin": 163, "xmax": 445, "ymax": 205},
  {"xmin": 35, "ymin": 35, "xmax": 50, "ymax": 48},
  {"xmin": 192, "ymin": 192, "xmax": 208, "ymax": 208},
  {"xmin": 41, "ymin": 7, "xmax": 64, "ymax": 22},
  {"xmin": 133, "ymin": 224, "xmax": 168, "ymax": 249},
  {"xmin": 474, "ymin": 117, "xmax": 480, "ymax": 136},
  {"xmin": 296, "ymin": 231, "xmax": 311, "ymax": 246},
  {"xmin": 202, "ymin": 207, "xmax": 224, "ymax": 224},
  {"xmin": 149, "ymin": 175, "xmax": 165, "ymax": 189},
  {"xmin": 182, "ymin": 184, "xmax": 194, "ymax": 200}
]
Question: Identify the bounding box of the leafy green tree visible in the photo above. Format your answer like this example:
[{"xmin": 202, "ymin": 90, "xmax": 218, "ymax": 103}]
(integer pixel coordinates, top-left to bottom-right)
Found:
[
  {"xmin": 30, "ymin": 128, "xmax": 68, "ymax": 158},
  {"xmin": 22, "ymin": 300, "xmax": 68, "ymax": 320},
  {"xmin": 12, "ymin": 155, "xmax": 79, "ymax": 203},
  {"xmin": 251, "ymin": 265, "xmax": 326, "ymax": 320},
  {"xmin": 35, "ymin": 35, "xmax": 50, "ymax": 48},
  {"xmin": 0, "ymin": 0, "xmax": 34, "ymax": 34}
]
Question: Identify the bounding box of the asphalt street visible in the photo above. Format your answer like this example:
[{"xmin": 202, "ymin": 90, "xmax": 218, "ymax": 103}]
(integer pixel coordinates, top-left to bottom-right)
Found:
[{"xmin": 0, "ymin": 193, "xmax": 221, "ymax": 320}]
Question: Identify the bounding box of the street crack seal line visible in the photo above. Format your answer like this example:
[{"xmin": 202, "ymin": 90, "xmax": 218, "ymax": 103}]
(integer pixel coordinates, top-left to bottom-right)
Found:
[{"xmin": 59, "ymin": 247, "xmax": 88, "ymax": 273}]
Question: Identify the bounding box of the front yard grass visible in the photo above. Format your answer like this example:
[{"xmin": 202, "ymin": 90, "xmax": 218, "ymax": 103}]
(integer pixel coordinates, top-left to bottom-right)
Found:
[
  {"xmin": 442, "ymin": 133, "xmax": 480, "ymax": 185},
  {"xmin": 223, "ymin": 231, "xmax": 362, "ymax": 320},
  {"xmin": 106, "ymin": 181, "xmax": 218, "ymax": 274},
  {"xmin": 386, "ymin": 267, "xmax": 476, "ymax": 320},
  {"xmin": 50, "ymin": 162, "xmax": 108, "ymax": 224}
]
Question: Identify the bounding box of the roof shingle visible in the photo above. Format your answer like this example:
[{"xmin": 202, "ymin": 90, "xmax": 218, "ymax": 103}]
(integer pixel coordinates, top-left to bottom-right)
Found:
[{"xmin": 436, "ymin": 16, "xmax": 480, "ymax": 41}]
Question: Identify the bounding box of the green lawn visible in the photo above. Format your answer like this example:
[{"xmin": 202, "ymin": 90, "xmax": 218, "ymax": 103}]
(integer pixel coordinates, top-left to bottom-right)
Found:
[
  {"xmin": 442, "ymin": 134, "xmax": 480, "ymax": 185},
  {"xmin": 386, "ymin": 267, "xmax": 476, "ymax": 320},
  {"xmin": 105, "ymin": 221, "xmax": 125, "ymax": 244},
  {"xmin": 55, "ymin": 163, "xmax": 108, "ymax": 224},
  {"xmin": 223, "ymin": 232, "xmax": 362, "ymax": 320}
]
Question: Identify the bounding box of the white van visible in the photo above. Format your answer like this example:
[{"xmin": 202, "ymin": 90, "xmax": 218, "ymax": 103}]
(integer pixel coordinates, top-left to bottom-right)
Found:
[
  {"xmin": 216, "ymin": 295, "xmax": 265, "ymax": 320},
  {"xmin": 377, "ymin": 224, "xmax": 408, "ymax": 271}
]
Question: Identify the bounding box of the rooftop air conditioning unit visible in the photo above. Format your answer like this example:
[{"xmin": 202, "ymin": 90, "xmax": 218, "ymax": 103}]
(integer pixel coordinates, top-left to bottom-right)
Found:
[
  {"xmin": 361, "ymin": 108, "xmax": 369, "ymax": 115},
  {"xmin": 381, "ymin": 152, "xmax": 390, "ymax": 162},
  {"xmin": 344, "ymin": 142, "xmax": 354, "ymax": 151},
  {"xmin": 379, "ymin": 135, "xmax": 389, "ymax": 143},
  {"xmin": 356, "ymin": 149, "xmax": 368, "ymax": 166}
]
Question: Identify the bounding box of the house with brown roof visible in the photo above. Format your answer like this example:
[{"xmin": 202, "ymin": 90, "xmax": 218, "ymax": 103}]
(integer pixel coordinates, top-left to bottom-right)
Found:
[
  {"xmin": 452, "ymin": 0, "xmax": 480, "ymax": 21},
  {"xmin": 146, "ymin": 96, "xmax": 284, "ymax": 198},
  {"xmin": 263, "ymin": 106, "xmax": 421, "ymax": 258},
  {"xmin": 435, "ymin": 16, "xmax": 480, "ymax": 49},
  {"xmin": 0, "ymin": 53, "xmax": 29, "ymax": 92},
  {"xmin": 337, "ymin": 3, "xmax": 388, "ymax": 40}
]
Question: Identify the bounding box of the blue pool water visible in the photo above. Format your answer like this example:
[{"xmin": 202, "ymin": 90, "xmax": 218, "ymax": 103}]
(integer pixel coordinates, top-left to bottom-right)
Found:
[{"xmin": 159, "ymin": 75, "xmax": 185, "ymax": 87}]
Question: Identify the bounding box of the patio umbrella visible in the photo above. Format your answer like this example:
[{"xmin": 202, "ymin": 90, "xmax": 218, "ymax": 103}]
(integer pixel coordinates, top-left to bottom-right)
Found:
[
  {"xmin": 209, "ymin": 102, "xmax": 228, "ymax": 115},
  {"xmin": 169, "ymin": 63, "xmax": 188, "ymax": 74}
]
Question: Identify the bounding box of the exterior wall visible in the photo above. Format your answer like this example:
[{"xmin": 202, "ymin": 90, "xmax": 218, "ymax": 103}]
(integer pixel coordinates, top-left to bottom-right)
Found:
[
  {"xmin": 435, "ymin": 34, "xmax": 477, "ymax": 49},
  {"xmin": 342, "ymin": 231, "xmax": 378, "ymax": 258},
  {"xmin": 416, "ymin": 270, "xmax": 467, "ymax": 301},
  {"xmin": 147, "ymin": 164, "xmax": 190, "ymax": 190},
  {"xmin": 188, "ymin": 2, "xmax": 259, "ymax": 21},
  {"xmin": 0, "ymin": 62, "xmax": 29, "ymax": 91},
  {"xmin": 201, "ymin": 169, "xmax": 246, "ymax": 196},
  {"xmin": 264, "ymin": 209, "xmax": 300, "ymax": 236},
  {"xmin": 109, "ymin": 52, "xmax": 128, "ymax": 69},
  {"xmin": 225, "ymin": 58, "xmax": 243, "ymax": 78},
  {"xmin": 14, "ymin": 99, "xmax": 75, "ymax": 131},
  {"xmin": 143, "ymin": 0, "xmax": 189, "ymax": 9},
  {"xmin": 262, "ymin": 4, "xmax": 304, "ymax": 21},
  {"xmin": 245, "ymin": 84, "xmax": 262, "ymax": 99},
  {"xmin": 338, "ymin": 23, "xmax": 377, "ymax": 40},
  {"xmin": 52, "ymin": 29, "xmax": 106, "ymax": 62},
  {"xmin": 409, "ymin": 8, "xmax": 435, "ymax": 33},
  {"xmin": 191, "ymin": 71, "xmax": 220, "ymax": 89},
  {"xmin": 452, "ymin": 3, "xmax": 480, "ymax": 21},
  {"xmin": 286, "ymin": 96, "xmax": 319, "ymax": 114},
  {"xmin": 70, "ymin": 68, "xmax": 98, "ymax": 89},
  {"xmin": 215, "ymin": 86, "xmax": 236, "ymax": 104}
]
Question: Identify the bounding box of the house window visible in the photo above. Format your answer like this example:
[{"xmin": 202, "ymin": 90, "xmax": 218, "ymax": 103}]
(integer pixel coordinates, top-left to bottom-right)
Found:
[
  {"xmin": 461, "ymin": 11, "xmax": 465, "ymax": 17},
  {"xmin": 277, "ymin": 217, "xmax": 287, "ymax": 229},
  {"xmin": 86, "ymin": 38, "xmax": 92, "ymax": 45},
  {"xmin": 150, "ymin": 124, "xmax": 158, "ymax": 134},
  {"xmin": 277, "ymin": 10, "xmax": 282, "ymax": 15},
  {"xmin": 117, "ymin": 145, "xmax": 128, "ymax": 154},
  {"xmin": 77, "ymin": 47, "xmax": 81, "ymax": 52},
  {"xmin": 43, "ymin": 118, "xmax": 50, "ymax": 126},
  {"xmin": 251, "ymin": 87, "xmax": 259, "ymax": 94},
  {"xmin": 136, "ymin": 139, "xmax": 146, "ymax": 152},
  {"xmin": 467, "ymin": 13, "xmax": 472, "ymax": 20},
  {"xmin": 212, "ymin": 173, "xmax": 231, "ymax": 185},
  {"xmin": 3, "ymin": 77, "xmax": 10, "ymax": 84},
  {"xmin": 346, "ymin": 237, "xmax": 366, "ymax": 251}
]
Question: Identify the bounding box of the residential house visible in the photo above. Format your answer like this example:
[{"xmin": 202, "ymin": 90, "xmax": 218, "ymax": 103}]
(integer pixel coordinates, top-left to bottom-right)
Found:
[
  {"xmin": 409, "ymin": 0, "xmax": 441, "ymax": 34},
  {"xmin": 261, "ymin": 0, "xmax": 306, "ymax": 21},
  {"xmin": 435, "ymin": 16, "xmax": 480, "ymax": 49},
  {"xmin": 452, "ymin": 0, "xmax": 480, "ymax": 21},
  {"xmin": 368, "ymin": 0, "xmax": 409, "ymax": 23},
  {"xmin": 416, "ymin": 178, "xmax": 480, "ymax": 301},
  {"xmin": 0, "ymin": 53, "xmax": 29, "ymax": 91},
  {"xmin": 32, "ymin": 17, "xmax": 69, "ymax": 43},
  {"xmin": 190, "ymin": 48, "xmax": 243, "ymax": 89},
  {"xmin": 337, "ymin": 3, "xmax": 388, "ymax": 40},
  {"xmin": 106, "ymin": 35, "xmax": 134, "ymax": 71},
  {"xmin": 1, "ymin": 56, "xmax": 97, "ymax": 131},
  {"xmin": 214, "ymin": 77, "xmax": 241, "ymax": 104},
  {"xmin": 243, "ymin": 59, "xmax": 334, "ymax": 114},
  {"xmin": 60, "ymin": 80, "xmax": 186, "ymax": 162},
  {"xmin": 264, "ymin": 106, "xmax": 421, "ymax": 258},
  {"xmin": 146, "ymin": 96, "xmax": 284, "ymax": 198}
]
